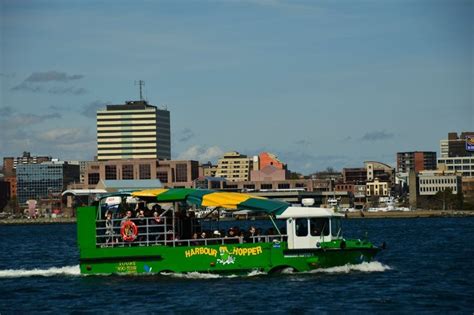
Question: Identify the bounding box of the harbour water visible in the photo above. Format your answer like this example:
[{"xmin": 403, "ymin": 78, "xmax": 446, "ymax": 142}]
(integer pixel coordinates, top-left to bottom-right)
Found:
[{"xmin": 0, "ymin": 218, "xmax": 472, "ymax": 313}]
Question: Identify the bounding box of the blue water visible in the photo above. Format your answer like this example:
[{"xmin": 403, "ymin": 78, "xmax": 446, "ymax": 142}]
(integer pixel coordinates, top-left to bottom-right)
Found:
[{"xmin": 0, "ymin": 218, "xmax": 473, "ymax": 313}]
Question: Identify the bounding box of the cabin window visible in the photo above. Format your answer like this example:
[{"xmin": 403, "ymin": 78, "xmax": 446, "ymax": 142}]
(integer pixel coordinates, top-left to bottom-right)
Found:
[
  {"xmin": 309, "ymin": 218, "xmax": 329, "ymax": 236},
  {"xmin": 295, "ymin": 218, "xmax": 308, "ymax": 237}
]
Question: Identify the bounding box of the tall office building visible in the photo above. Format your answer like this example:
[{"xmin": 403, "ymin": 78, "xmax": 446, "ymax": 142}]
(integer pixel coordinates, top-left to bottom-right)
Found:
[{"xmin": 97, "ymin": 100, "xmax": 171, "ymax": 161}]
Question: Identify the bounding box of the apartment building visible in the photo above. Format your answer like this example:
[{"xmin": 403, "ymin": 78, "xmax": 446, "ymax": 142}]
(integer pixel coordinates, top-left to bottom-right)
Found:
[
  {"xmin": 214, "ymin": 152, "xmax": 257, "ymax": 182},
  {"xmin": 397, "ymin": 151, "xmax": 437, "ymax": 173}
]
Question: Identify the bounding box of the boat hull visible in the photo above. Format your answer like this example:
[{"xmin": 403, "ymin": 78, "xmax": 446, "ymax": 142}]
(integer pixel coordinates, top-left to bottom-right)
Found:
[{"xmin": 79, "ymin": 241, "xmax": 380, "ymax": 275}]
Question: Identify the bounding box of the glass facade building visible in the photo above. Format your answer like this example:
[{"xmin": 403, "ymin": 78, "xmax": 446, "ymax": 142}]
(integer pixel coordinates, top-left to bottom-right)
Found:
[{"xmin": 16, "ymin": 163, "xmax": 80, "ymax": 204}]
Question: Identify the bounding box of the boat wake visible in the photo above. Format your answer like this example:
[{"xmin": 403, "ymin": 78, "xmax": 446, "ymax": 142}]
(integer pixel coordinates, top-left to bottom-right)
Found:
[
  {"xmin": 0, "ymin": 265, "xmax": 81, "ymax": 278},
  {"xmin": 0, "ymin": 262, "xmax": 390, "ymax": 279},
  {"xmin": 308, "ymin": 261, "xmax": 391, "ymax": 274},
  {"xmin": 161, "ymin": 262, "xmax": 390, "ymax": 279}
]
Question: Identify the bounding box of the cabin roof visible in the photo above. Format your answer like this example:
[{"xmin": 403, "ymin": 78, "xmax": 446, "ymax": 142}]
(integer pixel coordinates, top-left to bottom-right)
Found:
[{"xmin": 276, "ymin": 206, "xmax": 343, "ymax": 219}]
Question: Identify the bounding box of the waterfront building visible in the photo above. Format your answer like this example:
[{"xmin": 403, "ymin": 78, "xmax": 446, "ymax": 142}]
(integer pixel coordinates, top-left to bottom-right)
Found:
[
  {"xmin": 16, "ymin": 161, "xmax": 80, "ymax": 204},
  {"xmin": 397, "ymin": 151, "xmax": 437, "ymax": 173},
  {"xmin": 364, "ymin": 161, "xmax": 394, "ymax": 184},
  {"xmin": 250, "ymin": 165, "xmax": 289, "ymax": 181},
  {"xmin": 343, "ymin": 168, "xmax": 367, "ymax": 184},
  {"xmin": 214, "ymin": 151, "xmax": 258, "ymax": 182},
  {"xmin": 461, "ymin": 177, "xmax": 474, "ymax": 204},
  {"xmin": 3, "ymin": 152, "xmax": 52, "ymax": 176},
  {"xmin": 258, "ymin": 152, "xmax": 286, "ymax": 170},
  {"xmin": 67, "ymin": 160, "xmax": 93, "ymax": 184},
  {"xmin": 199, "ymin": 162, "xmax": 217, "ymax": 177},
  {"xmin": 96, "ymin": 100, "xmax": 171, "ymax": 161},
  {"xmin": 193, "ymin": 177, "xmax": 337, "ymax": 204},
  {"xmin": 439, "ymin": 131, "xmax": 474, "ymax": 158},
  {"xmin": 84, "ymin": 159, "xmax": 199, "ymax": 189},
  {"xmin": 437, "ymin": 156, "xmax": 474, "ymax": 178},
  {"xmin": 366, "ymin": 178, "xmax": 389, "ymax": 197},
  {"xmin": 4, "ymin": 176, "xmax": 17, "ymax": 198},
  {"xmin": 0, "ymin": 181, "xmax": 10, "ymax": 210},
  {"xmin": 417, "ymin": 170, "xmax": 462, "ymax": 196}
]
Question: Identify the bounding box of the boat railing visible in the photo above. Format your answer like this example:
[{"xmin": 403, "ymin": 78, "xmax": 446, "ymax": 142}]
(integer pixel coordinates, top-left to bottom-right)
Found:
[{"xmin": 95, "ymin": 217, "xmax": 287, "ymax": 248}]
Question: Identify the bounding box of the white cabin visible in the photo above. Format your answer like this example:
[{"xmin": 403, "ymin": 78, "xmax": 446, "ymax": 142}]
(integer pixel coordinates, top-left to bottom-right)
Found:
[{"xmin": 276, "ymin": 207, "xmax": 343, "ymax": 250}]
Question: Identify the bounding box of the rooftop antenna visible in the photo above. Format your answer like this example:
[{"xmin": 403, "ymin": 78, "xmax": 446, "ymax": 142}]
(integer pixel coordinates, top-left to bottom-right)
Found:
[{"xmin": 135, "ymin": 80, "xmax": 145, "ymax": 101}]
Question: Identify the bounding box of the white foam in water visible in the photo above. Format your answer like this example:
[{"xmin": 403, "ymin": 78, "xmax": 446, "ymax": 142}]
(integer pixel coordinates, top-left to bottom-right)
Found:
[
  {"xmin": 0, "ymin": 265, "xmax": 81, "ymax": 278},
  {"xmin": 161, "ymin": 269, "xmax": 266, "ymax": 279},
  {"xmin": 246, "ymin": 269, "xmax": 267, "ymax": 277},
  {"xmin": 162, "ymin": 271, "xmax": 224, "ymax": 279},
  {"xmin": 309, "ymin": 261, "xmax": 391, "ymax": 274}
]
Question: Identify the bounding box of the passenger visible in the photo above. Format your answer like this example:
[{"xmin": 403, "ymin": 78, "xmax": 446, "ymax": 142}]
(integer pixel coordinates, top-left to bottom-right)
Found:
[
  {"xmin": 105, "ymin": 211, "xmax": 115, "ymax": 246},
  {"xmin": 191, "ymin": 232, "xmax": 199, "ymax": 246},
  {"xmin": 239, "ymin": 231, "xmax": 245, "ymax": 244},
  {"xmin": 121, "ymin": 210, "xmax": 133, "ymax": 226},
  {"xmin": 149, "ymin": 211, "xmax": 163, "ymax": 243},
  {"xmin": 211, "ymin": 230, "xmax": 222, "ymax": 245},
  {"xmin": 136, "ymin": 210, "xmax": 146, "ymax": 243},
  {"xmin": 226, "ymin": 228, "xmax": 239, "ymax": 244},
  {"xmin": 245, "ymin": 226, "xmax": 257, "ymax": 243},
  {"xmin": 181, "ymin": 211, "xmax": 193, "ymax": 240},
  {"xmin": 267, "ymin": 227, "xmax": 275, "ymax": 242},
  {"xmin": 255, "ymin": 228, "xmax": 263, "ymax": 243}
]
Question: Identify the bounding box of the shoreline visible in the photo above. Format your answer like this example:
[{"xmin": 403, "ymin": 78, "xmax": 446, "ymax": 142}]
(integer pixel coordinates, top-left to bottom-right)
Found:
[
  {"xmin": 343, "ymin": 209, "xmax": 474, "ymax": 219},
  {"xmin": 0, "ymin": 210, "xmax": 473, "ymax": 225}
]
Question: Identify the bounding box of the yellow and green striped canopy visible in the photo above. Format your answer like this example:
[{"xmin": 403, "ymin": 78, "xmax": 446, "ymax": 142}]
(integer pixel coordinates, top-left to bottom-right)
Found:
[{"xmin": 132, "ymin": 188, "xmax": 289, "ymax": 215}]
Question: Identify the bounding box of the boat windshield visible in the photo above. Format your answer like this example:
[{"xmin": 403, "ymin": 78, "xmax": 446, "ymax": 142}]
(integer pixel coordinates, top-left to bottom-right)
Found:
[
  {"xmin": 309, "ymin": 218, "xmax": 330, "ymax": 236},
  {"xmin": 331, "ymin": 217, "xmax": 342, "ymax": 237}
]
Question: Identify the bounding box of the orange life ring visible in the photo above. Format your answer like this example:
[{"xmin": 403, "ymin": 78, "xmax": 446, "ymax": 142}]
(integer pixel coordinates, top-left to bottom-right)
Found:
[{"xmin": 121, "ymin": 221, "xmax": 138, "ymax": 242}]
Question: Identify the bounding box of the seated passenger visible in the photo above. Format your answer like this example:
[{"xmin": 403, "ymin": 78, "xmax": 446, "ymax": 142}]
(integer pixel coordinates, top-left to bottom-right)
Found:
[
  {"xmin": 245, "ymin": 226, "xmax": 257, "ymax": 243},
  {"xmin": 191, "ymin": 232, "xmax": 199, "ymax": 246},
  {"xmin": 225, "ymin": 228, "xmax": 239, "ymax": 244}
]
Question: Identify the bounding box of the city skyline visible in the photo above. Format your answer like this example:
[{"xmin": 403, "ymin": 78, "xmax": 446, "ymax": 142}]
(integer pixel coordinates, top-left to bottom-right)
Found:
[{"xmin": 1, "ymin": 0, "xmax": 472, "ymax": 173}]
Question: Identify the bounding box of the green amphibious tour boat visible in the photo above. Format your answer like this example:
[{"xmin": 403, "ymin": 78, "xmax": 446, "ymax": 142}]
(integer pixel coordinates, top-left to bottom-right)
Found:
[{"xmin": 77, "ymin": 188, "xmax": 383, "ymax": 275}]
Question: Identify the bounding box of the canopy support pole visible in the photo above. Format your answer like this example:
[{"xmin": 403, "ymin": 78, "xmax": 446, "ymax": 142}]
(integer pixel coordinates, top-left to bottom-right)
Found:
[{"xmin": 269, "ymin": 214, "xmax": 281, "ymax": 235}]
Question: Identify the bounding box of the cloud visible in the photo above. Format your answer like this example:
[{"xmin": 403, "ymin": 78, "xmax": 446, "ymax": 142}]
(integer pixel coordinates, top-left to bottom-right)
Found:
[
  {"xmin": 177, "ymin": 145, "xmax": 224, "ymax": 162},
  {"xmin": 179, "ymin": 128, "xmax": 195, "ymax": 142},
  {"xmin": 0, "ymin": 73, "xmax": 15, "ymax": 78},
  {"xmin": 48, "ymin": 86, "xmax": 87, "ymax": 95},
  {"xmin": 0, "ymin": 113, "xmax": 64, "ymax": 158},
  {"xmin": 0, "ymin": 106, "xmax": 14, "ymax": 117},
  {"xmin": 36, "ymin": 128, "xmax": 85, "ymax": 143},
  {"xmin": 11, "ymin": 82, "xmax": 43, "ymax": 93},
  {"xmin": 11, "ymin": 71, "xmax": 86, "ymax": 95},
  {"xmin": 361, "ymin": 130, "xmax": 394, "ymax": 141},
  {"xmin": 1, "ymin": 113, "xmax": 61, "ymax": 129},
  {"xmin": 24, "ymin": 71, "xmax": 83, "ymax": 83},
  {"xmin": 81, "ymin": 100, "xmax": 108, "ymax": 118}
]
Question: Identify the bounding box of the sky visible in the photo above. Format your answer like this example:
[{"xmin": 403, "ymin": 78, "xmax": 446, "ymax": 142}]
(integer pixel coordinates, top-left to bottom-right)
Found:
[{"xmin": 0, "ymin": 0, "xmax": 472, "ymax": 173}]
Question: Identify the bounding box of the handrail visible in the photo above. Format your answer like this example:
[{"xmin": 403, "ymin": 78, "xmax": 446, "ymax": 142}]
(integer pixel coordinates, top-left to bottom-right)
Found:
[{"xmin": 95, "ymin": 217, "xmax": 287, "ymax": 248}]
